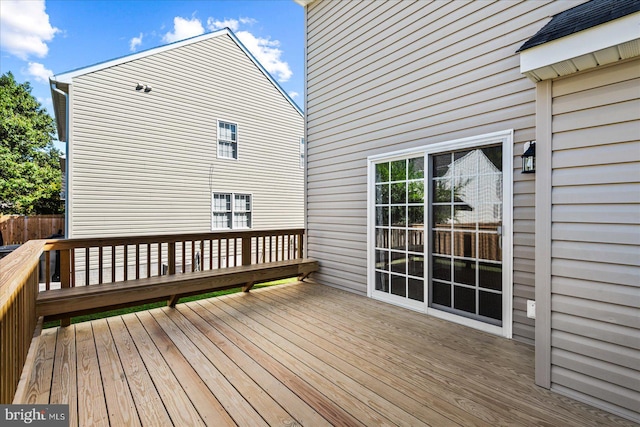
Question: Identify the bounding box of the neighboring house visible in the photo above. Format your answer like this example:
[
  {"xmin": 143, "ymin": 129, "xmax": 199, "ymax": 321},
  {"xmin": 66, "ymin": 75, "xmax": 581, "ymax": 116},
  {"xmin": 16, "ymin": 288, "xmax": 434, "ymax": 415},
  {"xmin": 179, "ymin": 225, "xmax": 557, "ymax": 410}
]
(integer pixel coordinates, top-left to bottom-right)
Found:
[
  {"xmin": 50, "ymin": 28, "xmax": 304, "ymax": 239},
  {"xmin": 296, "ymin": 0, "xmax": 639, "ymax": 422}
]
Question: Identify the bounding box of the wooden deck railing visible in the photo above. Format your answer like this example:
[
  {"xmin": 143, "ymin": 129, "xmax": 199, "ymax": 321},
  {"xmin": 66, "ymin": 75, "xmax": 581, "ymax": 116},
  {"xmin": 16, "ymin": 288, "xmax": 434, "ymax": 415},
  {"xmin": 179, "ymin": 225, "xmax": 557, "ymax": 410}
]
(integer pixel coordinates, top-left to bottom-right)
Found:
[
  {"xmin": 0, "ymin": 228, "xmax": 307, "ymax": 403},
  {"xmin": 0, "ymin": 240, "xmax": 43, "ymax": 404},
  {"xmin": 42, "ymin": 229, "xmax": 305, "ymax": 289}
]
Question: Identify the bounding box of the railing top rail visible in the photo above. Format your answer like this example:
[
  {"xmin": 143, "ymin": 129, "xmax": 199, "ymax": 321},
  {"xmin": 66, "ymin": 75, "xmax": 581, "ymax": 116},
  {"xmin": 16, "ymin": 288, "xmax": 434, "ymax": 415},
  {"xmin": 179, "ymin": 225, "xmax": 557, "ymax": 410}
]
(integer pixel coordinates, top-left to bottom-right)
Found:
[
  {"xmin": 43, "ymin": 228, "xmax": 305, "ymax": 250},
  {"xmin": 0, "ymin": 240, "xmax": 45, "ymax": 318}
]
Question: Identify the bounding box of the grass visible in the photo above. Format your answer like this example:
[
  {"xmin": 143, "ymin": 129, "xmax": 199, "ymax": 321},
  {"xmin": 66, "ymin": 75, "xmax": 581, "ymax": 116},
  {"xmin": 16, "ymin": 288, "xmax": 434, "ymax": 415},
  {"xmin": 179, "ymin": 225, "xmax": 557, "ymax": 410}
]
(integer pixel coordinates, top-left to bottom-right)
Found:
[{"xmin": 42, "ymin": 277, "xmax": 297, "ymax": 329}]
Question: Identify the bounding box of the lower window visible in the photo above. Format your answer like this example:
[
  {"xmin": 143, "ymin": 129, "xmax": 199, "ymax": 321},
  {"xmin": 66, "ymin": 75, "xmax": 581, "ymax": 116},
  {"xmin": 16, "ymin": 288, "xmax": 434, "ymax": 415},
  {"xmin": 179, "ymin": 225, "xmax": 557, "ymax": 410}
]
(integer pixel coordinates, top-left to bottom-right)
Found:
[{"xmin": 212, "ymin": 192, "xmax": 252, "ymax": 229}]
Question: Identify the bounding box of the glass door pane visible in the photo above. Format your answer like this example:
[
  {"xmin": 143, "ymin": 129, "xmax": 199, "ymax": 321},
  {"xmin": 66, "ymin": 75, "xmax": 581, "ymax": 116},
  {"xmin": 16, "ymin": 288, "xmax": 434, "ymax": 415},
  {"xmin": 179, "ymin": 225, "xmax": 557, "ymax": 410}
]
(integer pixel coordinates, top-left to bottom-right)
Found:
[
  {"xmin": 429, "ymin": 146, "xmax": 503, "ymax": 325},
  {"xmin": 374, "ymin": 157, "xmax": 425, "ymax": 302}
]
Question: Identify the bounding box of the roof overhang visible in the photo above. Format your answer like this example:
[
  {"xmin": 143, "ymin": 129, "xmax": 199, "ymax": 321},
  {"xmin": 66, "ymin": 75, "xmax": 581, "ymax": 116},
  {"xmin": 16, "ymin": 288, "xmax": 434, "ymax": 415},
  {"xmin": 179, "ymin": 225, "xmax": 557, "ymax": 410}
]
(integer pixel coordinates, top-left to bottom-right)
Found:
[
  {"xmin": 293, "ymin": 0, "xmax": 315, "ymax": 6},
  {"xmin": 519, "ymin": 11, "xmax": 640, "ymax": 82},
  {"xmin": 50, "ymin": 81, "xmax": 69, "ymax": 142}
]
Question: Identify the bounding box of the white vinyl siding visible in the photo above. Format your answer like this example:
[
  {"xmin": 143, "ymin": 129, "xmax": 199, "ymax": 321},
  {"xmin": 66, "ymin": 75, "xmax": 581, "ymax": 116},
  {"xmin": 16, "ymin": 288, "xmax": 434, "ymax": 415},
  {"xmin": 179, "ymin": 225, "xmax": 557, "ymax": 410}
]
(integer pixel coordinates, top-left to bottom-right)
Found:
[
  {"xmin": 548, "ymin": 59, "xmax": 640, "ymax": 422},
  {"xmin": 67, "ymin": 33, "xmax": 303, "ymax": 238},
  {"xmin": 304, "ymin": 0, "xmax": 581, "ymax": 344}
]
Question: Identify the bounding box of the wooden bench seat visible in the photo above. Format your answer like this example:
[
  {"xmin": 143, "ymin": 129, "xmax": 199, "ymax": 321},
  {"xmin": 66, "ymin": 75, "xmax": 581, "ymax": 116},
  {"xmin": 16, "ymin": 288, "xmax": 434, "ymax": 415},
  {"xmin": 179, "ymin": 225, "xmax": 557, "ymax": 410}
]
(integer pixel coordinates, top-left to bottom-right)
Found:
[{"xmin": 37, "ymin": 258, "xmax": 318, "ymax": 321}]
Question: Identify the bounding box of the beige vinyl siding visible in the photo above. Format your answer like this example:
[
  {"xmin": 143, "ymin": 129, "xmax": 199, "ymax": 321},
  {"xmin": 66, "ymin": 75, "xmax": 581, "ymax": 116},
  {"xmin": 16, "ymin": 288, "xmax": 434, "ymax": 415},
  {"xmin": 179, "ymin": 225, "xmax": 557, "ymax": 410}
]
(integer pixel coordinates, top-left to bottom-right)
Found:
[
  {"xmin": 549, "ymin": 59, "xmax": 640, "ymax": 422},
  {"xmin": 68, "ymin": 34, "xmax": 303, "ymax": 238},
  {"xmin": 305, "ymin": 0, "xmax": 584, "ymax": 344}
]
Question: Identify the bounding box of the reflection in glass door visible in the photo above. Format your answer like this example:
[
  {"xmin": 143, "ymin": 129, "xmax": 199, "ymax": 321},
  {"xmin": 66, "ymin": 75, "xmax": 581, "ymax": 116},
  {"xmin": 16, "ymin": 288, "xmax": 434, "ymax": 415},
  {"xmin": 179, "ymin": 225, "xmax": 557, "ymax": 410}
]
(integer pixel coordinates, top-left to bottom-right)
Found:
[
  {"xmin": 375, "ymin": 157, "xmax": 425, "ymax": 303},
  {"xmin": 430, "ymin": 146, "xmax": 503, "ymax": 325}
]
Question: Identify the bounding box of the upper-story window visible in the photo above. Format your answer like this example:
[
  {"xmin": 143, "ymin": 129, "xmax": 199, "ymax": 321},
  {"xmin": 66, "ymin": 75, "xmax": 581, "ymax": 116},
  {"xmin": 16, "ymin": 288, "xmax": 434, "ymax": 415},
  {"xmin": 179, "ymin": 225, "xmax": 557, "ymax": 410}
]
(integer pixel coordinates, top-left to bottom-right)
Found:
[{"xmin": 218, "ymin": 121, "xmax": 237, "ymax": 159}]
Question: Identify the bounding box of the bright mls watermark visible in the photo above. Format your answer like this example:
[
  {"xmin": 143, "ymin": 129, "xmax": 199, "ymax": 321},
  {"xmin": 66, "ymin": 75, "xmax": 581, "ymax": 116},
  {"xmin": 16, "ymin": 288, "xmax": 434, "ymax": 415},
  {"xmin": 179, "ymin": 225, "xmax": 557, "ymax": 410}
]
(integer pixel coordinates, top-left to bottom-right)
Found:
[{"xmin": 0, "ymin": 405, "xmax": 68, "ymax": 426}]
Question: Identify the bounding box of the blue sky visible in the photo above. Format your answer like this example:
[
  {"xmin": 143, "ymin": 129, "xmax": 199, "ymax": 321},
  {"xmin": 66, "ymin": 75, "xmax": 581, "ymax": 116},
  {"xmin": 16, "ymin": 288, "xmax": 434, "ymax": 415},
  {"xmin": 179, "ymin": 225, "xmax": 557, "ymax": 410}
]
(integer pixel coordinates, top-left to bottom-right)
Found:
[{"xmin": 0, "ymin": 0, "xmax": 305, "ymax": 150}]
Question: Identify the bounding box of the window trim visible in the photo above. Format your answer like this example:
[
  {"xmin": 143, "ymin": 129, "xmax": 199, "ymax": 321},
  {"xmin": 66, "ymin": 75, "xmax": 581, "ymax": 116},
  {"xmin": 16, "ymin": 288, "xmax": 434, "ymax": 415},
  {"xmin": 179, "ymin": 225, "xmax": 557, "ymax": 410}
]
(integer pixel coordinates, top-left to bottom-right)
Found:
[
  {"xmin": 211, "ymin": 191, "xmax": 253, "ymax": 230},
  {"xmin": 216, "ymin": 119, "xmax": 239, "ymax": 160},
  {"xmin": 366, "ymin": 130, "xmax": 513, "ymax": 338}
]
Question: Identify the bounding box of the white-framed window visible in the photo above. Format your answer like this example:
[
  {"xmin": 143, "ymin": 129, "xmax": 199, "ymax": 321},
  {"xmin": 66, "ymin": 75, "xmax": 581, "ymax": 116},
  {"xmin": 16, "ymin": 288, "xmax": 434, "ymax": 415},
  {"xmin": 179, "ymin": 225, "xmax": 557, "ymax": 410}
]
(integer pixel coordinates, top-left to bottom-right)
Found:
[
  {"xmin": 212, "ymin": 192, "xmax": 252, "ymax": 229},
  {"xmin": 217, "ymin": 120, "xmax": 238, "ymax": 159},
  {"xmin": 300, "ymin": 137, "xmax": 305, "ymax": 169}
]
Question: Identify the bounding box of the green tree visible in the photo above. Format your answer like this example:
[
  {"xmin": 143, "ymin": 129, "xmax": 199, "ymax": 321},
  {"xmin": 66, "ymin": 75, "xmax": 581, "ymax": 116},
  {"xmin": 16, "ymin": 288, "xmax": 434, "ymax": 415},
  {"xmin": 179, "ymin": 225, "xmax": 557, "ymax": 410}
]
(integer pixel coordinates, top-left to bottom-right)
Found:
[{"xmin": 0, "ymin": 72, "xmax": 62, "ymax": 214}]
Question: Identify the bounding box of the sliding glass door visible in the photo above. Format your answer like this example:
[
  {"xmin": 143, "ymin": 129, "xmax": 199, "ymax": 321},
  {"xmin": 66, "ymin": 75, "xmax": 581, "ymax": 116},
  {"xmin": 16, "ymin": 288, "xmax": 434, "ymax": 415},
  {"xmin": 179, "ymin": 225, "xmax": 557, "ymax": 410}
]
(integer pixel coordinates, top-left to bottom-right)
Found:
[{"xmin": 369, "ymin": 131, "xmax": 512, "ymax": 335}]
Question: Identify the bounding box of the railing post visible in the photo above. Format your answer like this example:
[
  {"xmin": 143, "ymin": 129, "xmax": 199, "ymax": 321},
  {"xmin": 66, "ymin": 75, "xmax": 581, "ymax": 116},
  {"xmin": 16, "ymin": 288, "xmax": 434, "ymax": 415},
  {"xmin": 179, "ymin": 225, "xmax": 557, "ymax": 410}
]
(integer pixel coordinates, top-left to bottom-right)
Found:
[
  {"xmin": 298, "ymin": 232, "xmax": 304, "ymax": 259},
  {"xmin": 167, "ymin": 242, "xmax": 176, "ymax": 275},
  {"xmin": 242, "ymin": 236, "xmax": 252, "ymax": 266},
  {"xmin": 59, "ymin": 248, "xmax": 71, "ymax": 326},
  {"xmin": 59, "ymin": 249, "xmax": 70, "ymax": 289}
]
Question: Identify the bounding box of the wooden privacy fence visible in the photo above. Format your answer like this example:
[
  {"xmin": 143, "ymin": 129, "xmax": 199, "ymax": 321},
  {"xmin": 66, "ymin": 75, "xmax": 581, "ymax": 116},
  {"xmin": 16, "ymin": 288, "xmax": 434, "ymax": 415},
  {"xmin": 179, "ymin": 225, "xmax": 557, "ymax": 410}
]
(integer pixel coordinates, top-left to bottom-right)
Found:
[{"xmin": 0, "ymin": 215, "xmax": 65, "ymax": 245}]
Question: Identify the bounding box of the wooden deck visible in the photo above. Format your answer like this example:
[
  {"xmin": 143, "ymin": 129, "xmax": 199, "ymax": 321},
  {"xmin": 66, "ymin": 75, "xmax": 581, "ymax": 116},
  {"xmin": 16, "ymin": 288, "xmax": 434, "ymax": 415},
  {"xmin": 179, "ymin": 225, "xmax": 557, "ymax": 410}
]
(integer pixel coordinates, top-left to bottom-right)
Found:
[{"xmin": 16, "ymin": 282, "xmax": 637, "ymax": 427}]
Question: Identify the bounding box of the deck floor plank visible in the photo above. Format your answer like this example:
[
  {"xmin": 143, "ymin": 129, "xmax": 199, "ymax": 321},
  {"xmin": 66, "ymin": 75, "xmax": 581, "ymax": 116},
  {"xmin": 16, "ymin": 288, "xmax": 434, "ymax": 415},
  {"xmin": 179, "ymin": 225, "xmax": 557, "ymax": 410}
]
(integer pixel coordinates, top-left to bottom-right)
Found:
[
  {"xmin": 272, "ymin": 284, "xmax": 596, "ymax": 426},
  {"xmin": 177, "ymin": 303, "xmax": 332, "ymax": 427},
  {"xmin": 17, "ymin": 282, "xmax": 638, "ymax": 427},
  {"xmin": 234, "ymin": 287, "xmax": 498, "ymax": 427},
  {"xmin": 278, "ymin": 283, "xmax": 634, "ymax": 427},
  {"xmin": 123, "ymin": 312, "xmax": 220, "ymax": 427},
  {"xmin": 49, "ymin": 325, "xmax": 77, "ymax": 427},
  {"xmin": 262, "ymin": 284, "xmax": 554, "ymax": 426},
  {"xmin": 92, "ymin": 319, "xmax": 142, "ymax": 427},
  {"xmin": 209, "ymin": 295, "xmax": 422, "ymax": 426},
  {"xmin": 192, "ymin": 299, "xmax": 363, "ymax": 427},
  {"xmin": 75, "ymin": 322, "xmax": 109, "ymax": 427},
  {"xmin": 21, "ymin": 327, "xmax": 57, "ymax": 404},
  {"xmin": 149, "ymin": 308, "xmax": 273, "ymax": 427},
  {"xmin": 223, "ymin": 291, "xmax": 462, "ymax": 427},
  {"xmin": 106, "ymin": 316, "xmax": 173, "ymax": 427}
]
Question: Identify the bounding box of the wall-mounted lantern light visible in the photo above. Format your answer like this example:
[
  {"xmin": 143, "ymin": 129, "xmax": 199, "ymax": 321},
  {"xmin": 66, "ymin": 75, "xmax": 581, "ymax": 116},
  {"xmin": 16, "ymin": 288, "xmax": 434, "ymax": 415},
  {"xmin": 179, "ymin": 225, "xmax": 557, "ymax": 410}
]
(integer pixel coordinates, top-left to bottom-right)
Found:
[{"xmin": 522, "ymin": 141, "xmax": 536, "ymax": 174}]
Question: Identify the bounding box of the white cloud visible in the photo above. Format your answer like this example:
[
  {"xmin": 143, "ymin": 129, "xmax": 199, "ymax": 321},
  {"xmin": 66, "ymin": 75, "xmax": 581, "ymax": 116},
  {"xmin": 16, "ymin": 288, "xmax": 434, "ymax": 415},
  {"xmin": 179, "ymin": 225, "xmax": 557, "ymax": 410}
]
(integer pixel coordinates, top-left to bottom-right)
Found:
[
  {"xmin": 163, "ymin": 16, "xmax": 204, "ymax": 43},
  {"xmin": 236, "ymin": 31, "xmax": 292, "ymax": 82},
  {"xmin": 0, "ymin": 0, "xmax": 59, "ymax": 60},
  {"xmin": 206, "ymin": 18, "xmax": 239, "ymax": 32},
  {"xmin": 26, "ymin": 62, "xmax": 53, "ymax": 83},
  {"xmin": 129, "ymin": 33, "xmax": 143, "ymax": 52},
  {"xmin": 239, "ymin": 17, "xmax": 257, "ymax": 26},
  {"xmin": 289, "ymin": 91, "xmax": 299, "ymax": 99}
]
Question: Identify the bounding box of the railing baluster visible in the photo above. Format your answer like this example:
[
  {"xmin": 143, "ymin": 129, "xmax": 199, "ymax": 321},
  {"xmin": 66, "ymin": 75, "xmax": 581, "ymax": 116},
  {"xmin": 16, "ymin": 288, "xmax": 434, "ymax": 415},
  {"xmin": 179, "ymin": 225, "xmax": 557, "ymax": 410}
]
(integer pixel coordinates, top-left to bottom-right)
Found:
[
  {"xmin": 123, "ymin": 244, "xmax": 128, "ymax": 281},
  {"xmin": 191, "ymin": 241, "xmax": 196, "ymax": 272},
  {"xmin": 45, "ymin": 250, "xmax": 51, "ymax": 290},
  {"xmin": 111, "ymin": 245, "xmax": 116, "ymax": 282},
  {"xmin": 146, "ymin": 243, "xmax": 151, "ymax": 278},
  {"xmin": 85, "ymin": 247, "xmax": 90, "ymax": 286},
  {"xmin": 70, "ymin": 249, "xmax": 76, "ymax": 287},
  {"xmin": 136, "ymin": 244, "xmax": 140, "ymax": 280},
  {"xmin": 179, "ymin": 241, "xmax": 184, "ymax": 274},
  {"xmin": 158, "ymin": 243, "xmax": 162, "ymax": 275},
  {"xmin": 210, "ymin": 240, "xmax": 213, "ymax": 269},
  {"xmin": 98, "ymin": 246, "xmax": 103, "ymax": 284},
  {"xmin": 168, "ymin": 242, "xmax": 176, "ymax": 275}
]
